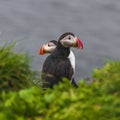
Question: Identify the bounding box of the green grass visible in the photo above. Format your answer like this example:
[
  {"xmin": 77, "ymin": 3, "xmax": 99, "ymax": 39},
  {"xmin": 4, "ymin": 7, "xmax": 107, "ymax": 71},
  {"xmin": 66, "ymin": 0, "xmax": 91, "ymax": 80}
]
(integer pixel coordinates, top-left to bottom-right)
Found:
[{"xmin": 0, "ymin": 43, "xmax": 120, "ymax": 120}]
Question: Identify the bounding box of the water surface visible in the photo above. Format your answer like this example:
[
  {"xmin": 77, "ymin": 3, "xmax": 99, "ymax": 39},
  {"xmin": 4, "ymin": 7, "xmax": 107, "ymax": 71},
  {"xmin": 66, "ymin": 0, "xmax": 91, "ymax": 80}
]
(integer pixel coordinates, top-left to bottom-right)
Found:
[{"xmin": 0, "ymin": 0, "xmax": 120, "ymax": 81}]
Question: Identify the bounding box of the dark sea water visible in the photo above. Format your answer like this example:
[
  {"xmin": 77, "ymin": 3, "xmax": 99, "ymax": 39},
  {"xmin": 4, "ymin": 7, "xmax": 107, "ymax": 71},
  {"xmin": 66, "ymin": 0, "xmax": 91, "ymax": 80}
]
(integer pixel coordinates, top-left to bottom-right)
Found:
[{"xmin": 0, "ymin": 0, "xmax": 120, "ymax": 81}]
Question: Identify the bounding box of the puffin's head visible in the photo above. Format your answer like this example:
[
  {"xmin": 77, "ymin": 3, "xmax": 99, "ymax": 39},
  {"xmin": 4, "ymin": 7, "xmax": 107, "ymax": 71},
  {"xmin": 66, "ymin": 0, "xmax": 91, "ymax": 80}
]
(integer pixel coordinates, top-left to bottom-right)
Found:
[
  {"xmin": 39, "ymin": 40, "xmax": 57, "ymax": 55},
  {"xmin": 58, "ymin": 32, "xmax": 83, "ymax": 49}
]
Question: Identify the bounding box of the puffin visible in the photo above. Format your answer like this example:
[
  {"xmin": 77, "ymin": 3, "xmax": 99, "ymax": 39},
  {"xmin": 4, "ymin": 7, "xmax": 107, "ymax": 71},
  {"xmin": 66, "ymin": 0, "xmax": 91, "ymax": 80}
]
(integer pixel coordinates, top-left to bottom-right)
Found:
[
  {"xmin": 39, "ymin": 40, "xmax": 78, "ymax": 87},
  {"xmin": 40, "ymin": 32, "xmax": 83, "ymax": 88}
]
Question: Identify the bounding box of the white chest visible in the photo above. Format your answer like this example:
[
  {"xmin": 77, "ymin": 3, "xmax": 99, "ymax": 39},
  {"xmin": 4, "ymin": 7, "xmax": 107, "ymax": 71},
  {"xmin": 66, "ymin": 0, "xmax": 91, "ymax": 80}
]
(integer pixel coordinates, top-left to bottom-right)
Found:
[{"xmin": 68, "ymin": 50, "xmax": 75, "ymax": 73}]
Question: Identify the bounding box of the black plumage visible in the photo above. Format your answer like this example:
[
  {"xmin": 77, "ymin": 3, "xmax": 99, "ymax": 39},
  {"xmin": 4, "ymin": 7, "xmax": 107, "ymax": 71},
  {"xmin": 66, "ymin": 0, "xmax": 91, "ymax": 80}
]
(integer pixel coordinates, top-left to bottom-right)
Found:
[
  {"xmin": 42, "ymin": 55, "xmax": 73, "ymax": 88},
  {"xmin": 41, "ymin": 32, "xmax": 82, "ymax": 88}
]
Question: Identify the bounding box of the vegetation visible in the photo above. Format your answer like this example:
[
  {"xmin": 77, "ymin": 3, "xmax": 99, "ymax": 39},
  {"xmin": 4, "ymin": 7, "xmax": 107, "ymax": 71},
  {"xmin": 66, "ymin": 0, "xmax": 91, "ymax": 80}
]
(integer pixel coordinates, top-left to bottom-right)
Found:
[
  {"xmin": 0, "ymin": 44, "xmax": 120, "ymax": 120},
  {"xmin": 0, "ymin": 43, "xmax": 39, "ymax": 92}
]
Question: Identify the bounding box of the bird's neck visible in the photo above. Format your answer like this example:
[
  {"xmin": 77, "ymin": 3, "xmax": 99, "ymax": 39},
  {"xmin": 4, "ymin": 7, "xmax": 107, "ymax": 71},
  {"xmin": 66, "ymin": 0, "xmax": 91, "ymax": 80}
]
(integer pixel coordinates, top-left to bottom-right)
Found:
[{"xmin": 52, "ymin": 43, "xmax": 70, "ymax": 58}]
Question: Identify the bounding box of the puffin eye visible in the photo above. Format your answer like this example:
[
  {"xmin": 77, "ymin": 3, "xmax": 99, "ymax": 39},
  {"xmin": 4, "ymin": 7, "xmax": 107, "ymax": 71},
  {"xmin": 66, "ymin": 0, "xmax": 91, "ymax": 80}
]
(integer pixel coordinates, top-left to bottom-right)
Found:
[
  {"xmin": 48, "ymin": 43, "xmax": 50, "ymax": 47},
  {"xmin": 68, "ymin": 36, "xmax": 71, "ymax": 40}
]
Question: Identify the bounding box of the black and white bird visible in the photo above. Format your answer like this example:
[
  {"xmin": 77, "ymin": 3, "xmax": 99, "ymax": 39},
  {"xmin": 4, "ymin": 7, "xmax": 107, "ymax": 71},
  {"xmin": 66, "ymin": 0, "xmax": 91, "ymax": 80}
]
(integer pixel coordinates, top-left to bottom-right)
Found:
[
  {"xmin": 40, "ymin": 40, "xmax": 78, "ymax": 87},
  {"xmin": 40, "ymin": 32, "xmax": 83, "ymax": 88}
]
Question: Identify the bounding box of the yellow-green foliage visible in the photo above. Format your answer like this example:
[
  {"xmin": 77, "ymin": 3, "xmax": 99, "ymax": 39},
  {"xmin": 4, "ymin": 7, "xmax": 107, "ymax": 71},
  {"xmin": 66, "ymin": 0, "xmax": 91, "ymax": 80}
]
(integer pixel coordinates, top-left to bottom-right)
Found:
[
  {"xmin": 0, "ymin": 59, "xmax": 120, "ymax": 120},
  {"xmin": 0, "ymin": 79, "xmax": 120, "ymax": 120},
  {"xmin": 0, "ymin": 43, "xmax": 37, "ymax": 92},
  {"xmin": 93, "ymin": 61, "xmax": 120, "ymax": 96}
]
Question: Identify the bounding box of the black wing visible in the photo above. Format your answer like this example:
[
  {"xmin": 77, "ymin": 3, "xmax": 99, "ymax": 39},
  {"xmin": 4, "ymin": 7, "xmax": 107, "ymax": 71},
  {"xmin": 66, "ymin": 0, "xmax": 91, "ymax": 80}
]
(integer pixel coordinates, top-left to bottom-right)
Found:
[{"xmin": 42, "ymin": 55, "xmax": 73, "ymax": 88}]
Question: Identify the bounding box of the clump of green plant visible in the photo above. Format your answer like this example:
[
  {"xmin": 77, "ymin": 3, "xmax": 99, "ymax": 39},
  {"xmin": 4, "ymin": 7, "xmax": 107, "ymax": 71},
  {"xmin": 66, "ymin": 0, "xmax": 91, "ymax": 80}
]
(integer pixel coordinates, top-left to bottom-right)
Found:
[
  {"xmin": 93, "ymin": 61, "xmax": 120, "ymax": 96},
  {"xmin": 0, "ymin": 43, "xmax": 39, "ymax": 92},
  {"xmin": 0, "ymin": 61, "xmax": 120, "ymax": 120}
]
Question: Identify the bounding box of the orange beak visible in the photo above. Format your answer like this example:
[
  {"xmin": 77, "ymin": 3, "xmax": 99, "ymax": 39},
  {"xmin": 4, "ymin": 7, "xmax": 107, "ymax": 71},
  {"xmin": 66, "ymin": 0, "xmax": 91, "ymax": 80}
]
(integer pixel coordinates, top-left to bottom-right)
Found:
[
  {"xmin": 77, "ymin": 38, "xmax": 83, "ymax": 49},
  {"xmin": 73, "ymin": 37, "xmax": 83, "ymax": 49},
  {"xmin": 39, "ymin": 44, "xmax": 46, "ymax": 55},
  {"xmin": 39, "ymin": 47, "xmax": 43, "ymax": 55}
]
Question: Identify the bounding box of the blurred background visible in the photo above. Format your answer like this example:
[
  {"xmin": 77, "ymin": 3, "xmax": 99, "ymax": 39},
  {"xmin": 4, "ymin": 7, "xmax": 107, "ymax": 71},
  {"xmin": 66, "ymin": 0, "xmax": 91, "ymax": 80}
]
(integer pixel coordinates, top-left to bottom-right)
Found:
[{"xmin": 0, "ymin": 0, "xmax": 120, "ymax": 81}]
